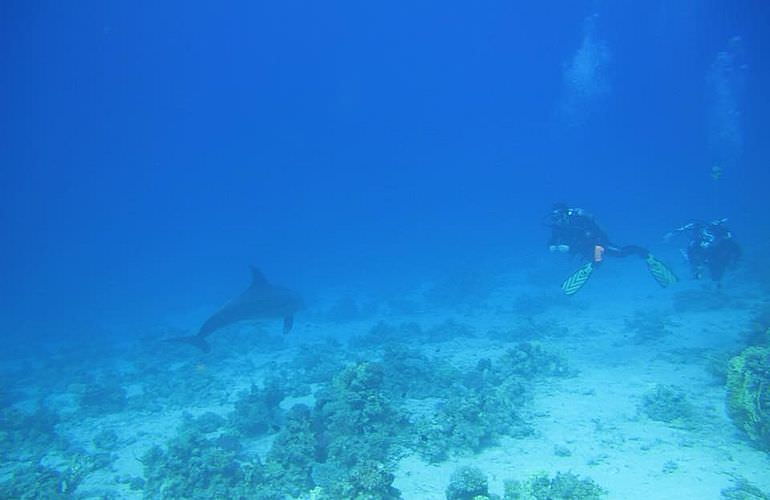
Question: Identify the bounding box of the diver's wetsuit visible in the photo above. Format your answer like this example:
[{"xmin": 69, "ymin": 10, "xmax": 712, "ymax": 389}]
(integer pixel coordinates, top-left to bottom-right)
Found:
[
  {"xmin": 669, "ymin": 220, "xmax": 741, "ymax": 282},
  {"xmin": 546, "ymin": 206, "xmax": 649, "ymax": 264}
]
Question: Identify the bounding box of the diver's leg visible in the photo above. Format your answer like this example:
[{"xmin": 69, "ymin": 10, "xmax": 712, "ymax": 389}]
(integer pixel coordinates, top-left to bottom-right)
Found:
[
  {"xmin": 606, "ymin": 244, "xmax": 677, "ymax": 287},
  {"xmin": 710, "ymin": 262, "xmax": 726, "ymax": 282},
  {"xmin": 605, "ymin": 245, "xmax": 649, "ymax": 259}
]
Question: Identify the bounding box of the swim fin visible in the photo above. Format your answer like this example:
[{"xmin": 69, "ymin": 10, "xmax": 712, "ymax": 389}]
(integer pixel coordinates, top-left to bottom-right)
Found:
[
  {"xmin": 561, "ymin": 262, "xmax": 594, "ymax": 295},
  {"xmin": 646, "ymin": 254, "xmax": 678, "ymax": 288}
]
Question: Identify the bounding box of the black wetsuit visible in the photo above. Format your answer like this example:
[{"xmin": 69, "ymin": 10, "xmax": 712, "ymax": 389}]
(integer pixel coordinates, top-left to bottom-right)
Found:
[
  {"xmin": 547, "ymin": 208, "xmax": 649, "ymax": 264},
  {"xmin": 677, "ymin": 221, "xmax": 741, "ymax": 282}
]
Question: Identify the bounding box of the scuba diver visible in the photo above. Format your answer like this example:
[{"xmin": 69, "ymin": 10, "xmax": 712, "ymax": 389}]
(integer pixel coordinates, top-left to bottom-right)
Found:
[
  {"xmin": 665, "ymin": 218, "xmax": 741, "ymax": 286},
  {"xmin": 545, "ymin": 203, "xmax": 678, "ymax": 295}
]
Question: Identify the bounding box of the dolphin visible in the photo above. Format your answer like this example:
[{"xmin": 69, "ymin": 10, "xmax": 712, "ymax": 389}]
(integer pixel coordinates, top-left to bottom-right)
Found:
[{"xmin": 170, "ymin": 267, "xmax": 302, "ymax": 352}]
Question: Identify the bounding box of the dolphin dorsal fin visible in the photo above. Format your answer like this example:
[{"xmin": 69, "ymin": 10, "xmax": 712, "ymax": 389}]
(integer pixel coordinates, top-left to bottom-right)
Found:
[{"xmin": 249, "ymin": 266, "xmax": 269, "ymax": 287}]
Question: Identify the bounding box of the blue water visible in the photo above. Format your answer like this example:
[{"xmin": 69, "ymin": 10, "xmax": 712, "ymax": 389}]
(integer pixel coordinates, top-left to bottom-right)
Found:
[{"xmin": 1, "ymin": 2, "xmax": 769, "ymax": 498}]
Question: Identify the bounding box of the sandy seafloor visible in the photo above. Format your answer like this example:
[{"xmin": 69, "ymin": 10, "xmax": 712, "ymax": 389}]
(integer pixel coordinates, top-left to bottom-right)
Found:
[{"xmin": 2, "ymin": 259, "xmax": 769, "ymax": 499}]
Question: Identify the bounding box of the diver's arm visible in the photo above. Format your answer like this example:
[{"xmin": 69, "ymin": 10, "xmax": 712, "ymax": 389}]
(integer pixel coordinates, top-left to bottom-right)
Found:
[{"xmin": 664, "ymin": 222, "xmax": 696, "ymax": 242}]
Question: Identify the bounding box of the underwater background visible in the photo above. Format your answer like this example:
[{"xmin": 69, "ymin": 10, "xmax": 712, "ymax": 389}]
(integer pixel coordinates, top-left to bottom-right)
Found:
[{"xmin": 1, "ymin": 1, "xmax": 769, "ymax": 499}]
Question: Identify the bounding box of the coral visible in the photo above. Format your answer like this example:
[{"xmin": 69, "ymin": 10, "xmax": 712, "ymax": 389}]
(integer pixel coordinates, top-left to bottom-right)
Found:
[
  {"xmin": 142, "ymin": 361, "xmax": 406, "ymax": 498},
  {"xmin": 262, "ymin": 404, "xmax": 316, "ymax": 496},
  {"xmin": 345, "ymin": 460, "xmax": 399, "ymax": 499},
  {"xmin": 192, "ymin": 411, "xmax": 226, "ymax": 433},
  {"xmin": 497, "ymin": 342, "xmax": 572, "ymax": 378},
  {"xmin": 0, "ymin": 451, "xmax": 111, "ymax": 498},
  {"xmin": 504, "ymin": 472, "xmax": 606, "ymax": 499},
  {"xmin": 68, "ymin": 450, "xmax": 114, "ymax": 483},
  {"xmin": 429, "ymin": 378, "xmax": 527, "ymax": 458},
  {"xmin": 445, "ymin": 466, "xmax": 489, "ymax": 500},
  {"xmin": 0, "ymin": 405, "xmax": 67, "ymax": 461},
  {"xmin": 291, "ymin": 340, "xmax": 347, "ymax": 385},
  {"xmin": 727, "ymin": 346, "xmax": 770, "ymax": 450},
  {"xmin": 307, "ymin": 362, "xmax": 404, "ymax": 498},
  {"xmin": 381, "ymin": 343, "xmax": 457, "ymax": 399},
  {"xmin": 228, "ymin": 378, "xmax": 285, "ymax": 437},
  {"xmin": 136, "ymin": 361, "xmax": 227, "ymax": 410},
  {"xmin": 314, "ymin": 362, "xmax": 407, "ymax": 467},
  {"xmin": 0, "ymin": 464, "xmax": 79, "ymax": 499},
  {"xmin": 141, "ymin": 426, "xmax": 271, "ymax": 499},
  {"xmin": 314, "ymin": 460, "xmax": 401, "ymax": 499},
  {"xmin": 640, "ymin": 384, "xmax": 693, "ymax": 425},
  {"xmin": 413, "ymin": 346, "xmax": 567, "ymax": 462},
  {"xmin": 721, "ymin": 476, "xmax": 770, "ymax": 499}
]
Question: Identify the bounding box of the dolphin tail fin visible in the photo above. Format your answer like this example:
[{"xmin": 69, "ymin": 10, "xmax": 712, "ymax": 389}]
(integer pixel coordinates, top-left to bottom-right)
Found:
[
  {"xmin": 166, "ymin": 335, "xmax": 211, "ymax": 353},
  {"xmin": 283, "ymin": 314, "xmax": 294, "ymax": 335}
]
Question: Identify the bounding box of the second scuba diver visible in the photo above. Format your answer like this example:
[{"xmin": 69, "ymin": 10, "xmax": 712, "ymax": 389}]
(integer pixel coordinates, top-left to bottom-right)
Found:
[
  {"xmin": 545, "ymin": 203, "xmax": 678, "ymax": 295},
  {"xmin": 665, "ymin": 218, "xmax": 741, "ymax": 287}
]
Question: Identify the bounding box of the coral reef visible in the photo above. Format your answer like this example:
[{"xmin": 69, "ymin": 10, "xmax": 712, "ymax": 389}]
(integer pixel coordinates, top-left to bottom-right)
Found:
[
  {"xmin": 290, "ymin": 340, "xmax": 347, "ymax": 386},
  {"xmin": 446, "ymin": 466, "xmax": 489, "ymax": 500},
  {"xmin": 639, "ymin": 384, "xmax": 693, "ymax": 425},
  {"xmin": 262, "ymin": 404, "xmax": 316, "ymax": 497},
  {"xmin": 0, "ymin": 464, "xmax": 81, "ymax": 499},
  {"xmin": 0, "ymin": 405, "xmax": 67, "ymax": 461},
  {"xmin": 192, "ymin": 411, "xmax": 226, "ymax": 434},
  {"xmin": 140, "ymin": 360, "xmax": 406, "ymax": 499},
  {"xmin": 413, "ymin": 343, "xmax": 568, "ymax": 462},
  {"xmin": 314, "ymin": 362, "xmax": 407, "ymax": 467},
  {"xmin": 721, "ymin": 476, "xmax": 770, "ymax": 499},
  {"xmin": 0, "ymin": 449, "xmax": 112, "ymax": 498},
  {"xmin": 381, "ymin": 343, "xmax": 457, "ymax": 399},
  {"xmin": 503, "ymin": 471, "xmax": 606, "ymax": 499},
  {"xmin": 497, "ymin": 342, "xmax": 572, "ymax": 378},
  {"xmin": 141, "ymin": 425, "xmax": 268, "ymax": 499},
  {"xmin": 228, "ymin": 378, "xmax": 285, "ymax": 437},
  {"xmin": 414, "ymin": 371, "xmax": 529, "ymax": 461},
  {"xmin": 727, "ymin": 345, "xmax": 770, "ymax": 451},
  {"xmin": 137, "ymin": 361, "xmax": 228, "ymax": 409},
  {"xmin": 309, "ymin": 362, "xmax": 405, "ymax": 497},
  {"xmin": 445, "ymin": 465, "xmax": 489, "ymax": 500},
  {"xmin": 312, "ymin": 459, "xmax": 401, "ymax": 499}
]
